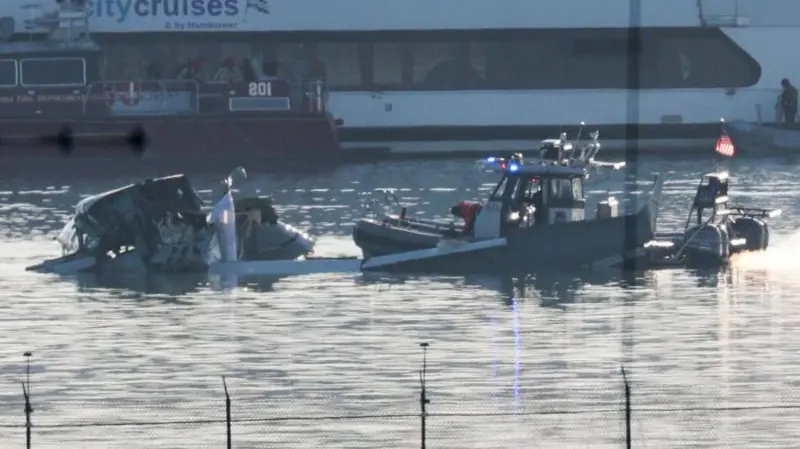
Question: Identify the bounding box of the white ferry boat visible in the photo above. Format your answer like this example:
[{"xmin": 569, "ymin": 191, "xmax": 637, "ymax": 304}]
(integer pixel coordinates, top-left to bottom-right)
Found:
[{"xmin": 7, "ymin": 0, "xmax": 799, "ymax": 155}]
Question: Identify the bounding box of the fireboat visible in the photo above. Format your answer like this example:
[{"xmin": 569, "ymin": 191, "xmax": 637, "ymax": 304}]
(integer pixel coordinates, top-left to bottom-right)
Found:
[{"xmin": 0, "ymin": 4, "xmax": 341, "ymax": 168}]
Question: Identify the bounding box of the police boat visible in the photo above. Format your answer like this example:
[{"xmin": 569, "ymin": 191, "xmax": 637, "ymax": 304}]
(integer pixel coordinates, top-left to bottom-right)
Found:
[
  {"xmin": 353, "ymin": 127, "xmax": 627, "ymax": 260},
  {"xmin": 355, "ymin": 156, "xmax": 664, "ymax": 274},
  {"xmin": 26, "ymin": 167, "xmax": 315, "ymax": 275},
  {"xmin": 641, "ymin": 171, "xmax": 780, "ymax": 267}
]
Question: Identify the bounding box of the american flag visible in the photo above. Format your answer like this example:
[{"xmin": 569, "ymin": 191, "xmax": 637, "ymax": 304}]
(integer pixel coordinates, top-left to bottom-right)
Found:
[
  {"xmin": 714, "ymin": 132, "xmax": 736, "ymax": 157},
  {"xmin": 246, "ymin": 0, "xmax": 269, "ymax": 14}
]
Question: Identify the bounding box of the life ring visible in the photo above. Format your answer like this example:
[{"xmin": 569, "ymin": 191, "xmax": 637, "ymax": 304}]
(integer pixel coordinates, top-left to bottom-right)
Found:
[{"xmin": 119, "ymin": 82, "xmax": 140, "ymax": 106}]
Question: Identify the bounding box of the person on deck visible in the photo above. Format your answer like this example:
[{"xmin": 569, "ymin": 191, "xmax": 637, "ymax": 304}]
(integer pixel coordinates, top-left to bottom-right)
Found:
[
  {"xmin": 780, "ymin": 78, "xmax": 797, "ymax": 125},
  {"xmin": 451, "ymin": 200, "xmax": 483, "ymax": 235},
  {"xmin": 213, "ymin": 57, "xmax": 243, "ymax": 83}
]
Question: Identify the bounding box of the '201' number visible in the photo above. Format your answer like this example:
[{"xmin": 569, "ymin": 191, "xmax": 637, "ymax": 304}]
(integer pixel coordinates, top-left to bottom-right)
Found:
[{"xmin": 248, "ymin": 81, "xmax": 272, "ymax": 97}]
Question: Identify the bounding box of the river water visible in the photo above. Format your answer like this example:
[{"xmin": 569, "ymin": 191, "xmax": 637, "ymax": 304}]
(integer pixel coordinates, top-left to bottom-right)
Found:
[{"xmin": 0, "ymin": 156, "xmax": 799, "ymax": 448}]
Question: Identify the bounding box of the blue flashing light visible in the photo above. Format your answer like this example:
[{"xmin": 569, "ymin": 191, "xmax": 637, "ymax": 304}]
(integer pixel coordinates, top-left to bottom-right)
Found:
[
  {"xmin": 508, "ymin": 163, "xmax": 520, "ymax": 172},
  {"xmin": 485, "ymin": 157, "xmax": 496, "ymax": 163}
]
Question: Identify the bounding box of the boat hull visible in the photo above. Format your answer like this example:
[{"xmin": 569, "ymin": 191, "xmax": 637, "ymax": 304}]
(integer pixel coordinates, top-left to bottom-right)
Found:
[
  {"xmin": 352, "ymin": 216, "xmax": 462, "ymax": 258},
  {"xmin": 726, "ymin": 121, "xmax": 800, "ymax": 155},
  {"xmin": 0, "ymin": 113, "xmax": 341, "ymax": 168},
  {"xmin": 355, "ymin": 200, "xmax": 657, "ymax": 273}
]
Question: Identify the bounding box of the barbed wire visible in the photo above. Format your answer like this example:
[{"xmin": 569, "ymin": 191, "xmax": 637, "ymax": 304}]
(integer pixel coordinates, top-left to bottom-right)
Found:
[{"xmin": 1, "ymin": 403, "xmax": 799, "ymax": 429}]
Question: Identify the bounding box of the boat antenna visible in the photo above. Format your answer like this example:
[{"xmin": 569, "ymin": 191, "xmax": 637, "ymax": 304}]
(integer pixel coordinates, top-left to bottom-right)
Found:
[{"xmin": 574, "ymin": 121, "xmax": 586, "ymax": 144}]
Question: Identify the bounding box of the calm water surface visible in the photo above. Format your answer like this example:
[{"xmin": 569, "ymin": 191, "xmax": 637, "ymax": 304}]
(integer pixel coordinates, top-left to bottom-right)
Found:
[{"xmin": 0, "ymin": 157, "xmax": 799, "ymax": 448}]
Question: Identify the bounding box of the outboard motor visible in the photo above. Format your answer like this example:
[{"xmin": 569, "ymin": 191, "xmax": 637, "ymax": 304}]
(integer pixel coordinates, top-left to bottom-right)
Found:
[
  {"xmin": 684, "ymin": 224, "xmax": 731, "ymax": 265},
  {"xmin": 729, "ymin": 217, "xmax": 769, "ymax": 252}
]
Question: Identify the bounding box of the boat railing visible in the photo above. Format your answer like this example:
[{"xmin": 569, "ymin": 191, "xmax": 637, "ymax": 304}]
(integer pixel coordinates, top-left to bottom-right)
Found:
[
  {"xmin": 284, "ymin": 78, "xmax": 329, "ymax": 114},
  {"xmin": 82, "ymin": 77, "xmax": 328, "ymax": 116},
  {"xmin": 223, "ymin": 77, "xmax": 327, "ymax": 114},
  {"xmin": 83, "ymin": 79, "xmax": 201, "ymax": 116}
]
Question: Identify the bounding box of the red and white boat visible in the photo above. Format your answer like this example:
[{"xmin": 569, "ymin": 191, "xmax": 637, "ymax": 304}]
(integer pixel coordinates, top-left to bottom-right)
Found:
[{"xmin": 0, "ymin": 1, "xmax": 341, "ymax": 168}]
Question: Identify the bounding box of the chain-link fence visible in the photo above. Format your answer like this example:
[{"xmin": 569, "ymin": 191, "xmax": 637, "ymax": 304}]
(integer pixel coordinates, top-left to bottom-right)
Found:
[{"xmin": 3, "ymin": 374, "xmax": 800, "ymax": 448}]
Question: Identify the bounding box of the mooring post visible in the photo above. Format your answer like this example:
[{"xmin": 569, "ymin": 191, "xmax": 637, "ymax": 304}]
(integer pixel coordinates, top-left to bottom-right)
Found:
[
  {"xmin": 22, "ymin": 351, "xmax": 33, "ymax": 449},
  {"xmin": 222, "ymin": 376, "xmax": 231, "ymax": 449},
  {"xmin": 621, "ymin": 366, "xmax": 631, "ymax": 449},
  {"xmin": 419, "ymin": 342, "xmax": 430, "ymax": 449}
]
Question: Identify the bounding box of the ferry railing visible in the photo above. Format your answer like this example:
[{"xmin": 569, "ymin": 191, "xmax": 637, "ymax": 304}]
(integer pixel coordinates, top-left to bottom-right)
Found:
[
  {"xmin": 698, "ymin": 0, "xmax": 749, "ymax": 27},
  {"xmin": 83, "ymin": 79, "xmax": 201, "ymax": 115},
  {"xmin": 296, "ymin": 77, "xmax": 329, "ymax": 114}
]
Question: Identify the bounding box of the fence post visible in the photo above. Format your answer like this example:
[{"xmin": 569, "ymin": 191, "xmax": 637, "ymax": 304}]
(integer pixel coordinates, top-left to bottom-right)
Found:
[
  {"xmin": 621, "ymin": 365, "xmax": 631, "ymax": 449},
  {"xmin": 418, "ymin": 342, "xmax": 430, "ymax": 449},
  {"xmin": 222, "ymin": 376, "xmax": 231, "ymax": 449},
  {"xmin": 22, "ymin": 351, "xmax": 33, "ymax": 449}
]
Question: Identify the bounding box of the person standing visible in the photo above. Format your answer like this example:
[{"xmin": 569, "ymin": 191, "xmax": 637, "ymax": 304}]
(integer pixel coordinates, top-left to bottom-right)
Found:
[{"xmin": 780, "ymin": 78, "xmax": 797, "ymax": 125}]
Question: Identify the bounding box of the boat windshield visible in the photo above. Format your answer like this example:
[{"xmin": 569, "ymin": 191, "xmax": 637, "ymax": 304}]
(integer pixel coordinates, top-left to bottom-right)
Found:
[
  {"xmin": 548, "ymin": 178, "xmax": 583, "ymax": 201},
  {"xmin": 56, "ymin": 217, "xmax": 100, "ymax": 256}
]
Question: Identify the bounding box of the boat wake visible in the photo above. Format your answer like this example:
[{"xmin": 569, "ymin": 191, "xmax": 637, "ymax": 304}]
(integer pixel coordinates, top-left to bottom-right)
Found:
[{"xmin": 729, "ymin": 230, "xmax": 800, "ymax": 271}]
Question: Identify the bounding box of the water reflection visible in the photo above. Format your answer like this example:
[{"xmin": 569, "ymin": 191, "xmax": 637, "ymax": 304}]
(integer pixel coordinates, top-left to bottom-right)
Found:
[
  {"xmin": 463, "ymin": 269, "xmax": 652, "ymax": 308},
  {"xmin": 71, "ymin": 272, "xmax": 286, "ymax": 296}
]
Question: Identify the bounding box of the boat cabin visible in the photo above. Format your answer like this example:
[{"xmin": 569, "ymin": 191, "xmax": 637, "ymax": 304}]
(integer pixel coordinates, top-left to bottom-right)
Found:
[
  {"xmin": 472, "ymin": 158, "xmax": 588, "ymax": 239},
  {"xmin": 0, "ymin": 40, "xmax": 102, "ymax": 118},
  {"xmin": 0, "ymin": 39, "xmax": 329, "ymax": 119}
]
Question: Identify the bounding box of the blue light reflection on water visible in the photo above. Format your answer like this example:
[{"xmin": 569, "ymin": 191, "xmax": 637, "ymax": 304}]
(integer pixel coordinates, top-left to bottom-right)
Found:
[
  {"xmin": 512, "ymin": 297, "xmax": 522, "ymax": 408},
  {"xmin": 489, "ymin": 311, "xmax": 501, "ymax": 402}
]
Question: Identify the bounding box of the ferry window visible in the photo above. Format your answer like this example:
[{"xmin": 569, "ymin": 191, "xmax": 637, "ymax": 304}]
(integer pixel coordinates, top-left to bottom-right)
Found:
[
  {"xmin": 373, "ymin": 43, "xmax": 403, "ymax": 89},
  {"xmin": 317, "ymin": 43, "xmax": 361, "ymax": 90},
  {"xmin": 21, "ymin": 58, "xmax": 85, "ymax": 86},
  {"xmin": 572, "ymin": 38, "xmax": 629, "ymax": 56},
  {"xmin": 483, "ymin": 37, "xmax": 566, "ymax": 89},
  {"xmin": 0, "ymin": 60, "xmax": 17, "ymax": 87},
  {"xmin": 655, "ymin": 31, "xmax": 760, "ymax": 88},
  {"xmin": 567, "ymin": 38, "xmax": 631, "ymax": 88},
  {"xmin": 468, "ymin": 42, "xmax": 487, "ymax": 80},
  {"xmin": 412, "ymin": 42, "xmax": 482, "ymax": 90}
]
